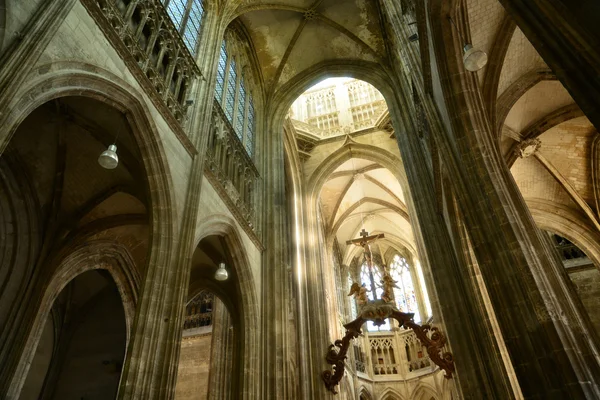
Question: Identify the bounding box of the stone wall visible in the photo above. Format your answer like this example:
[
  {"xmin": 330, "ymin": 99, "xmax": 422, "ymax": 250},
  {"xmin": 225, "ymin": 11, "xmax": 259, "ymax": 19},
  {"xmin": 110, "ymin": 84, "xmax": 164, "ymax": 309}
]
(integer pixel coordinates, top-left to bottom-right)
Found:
[
  {"xmin": 569, "ymin": 267, "xmax": 600, "ymax": 335},
  {"xmin": 175, "ymin": 333, "xmax": 213, "ymax": 400},
  {"xmin": 195, "ymin": 177, "xmax": 262, "ymax": 302},
  {"xmin": 34, "ymin": 1, "xmax": 195, "ymax": 223},
  {"xmin": 0, "ymin": 0, "xmax": 44, "ymax": 52}
]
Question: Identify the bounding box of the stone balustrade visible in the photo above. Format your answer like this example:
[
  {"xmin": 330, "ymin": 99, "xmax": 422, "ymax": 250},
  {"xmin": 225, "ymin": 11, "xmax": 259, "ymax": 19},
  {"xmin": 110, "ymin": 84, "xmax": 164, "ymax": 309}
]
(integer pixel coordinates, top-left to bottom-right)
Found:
[
  {"xmin": 205, "ymin": 102, "xmax": 260, "ymax": 239},
  {"xmin": 84, "ymin": 0, "xmax": 201, "ymax": 146},
  {"xmin": 360, "ymin": 329, "xmax": 434, "ymax": 379},
  {"xmin": 184, "ymin": 311, "xmax": 213, "ymax": 329}
]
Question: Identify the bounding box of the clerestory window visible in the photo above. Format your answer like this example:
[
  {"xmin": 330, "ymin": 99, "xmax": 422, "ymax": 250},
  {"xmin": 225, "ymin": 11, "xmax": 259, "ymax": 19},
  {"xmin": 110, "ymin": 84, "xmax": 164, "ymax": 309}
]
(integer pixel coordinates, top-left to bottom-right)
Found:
[
  {"xmin": 213, "ymin": 39, "xmax": 256, "ymax": 158},
  {"xmin": 163, "ymin": 0, "xmax": 205, "ymax": 56}
]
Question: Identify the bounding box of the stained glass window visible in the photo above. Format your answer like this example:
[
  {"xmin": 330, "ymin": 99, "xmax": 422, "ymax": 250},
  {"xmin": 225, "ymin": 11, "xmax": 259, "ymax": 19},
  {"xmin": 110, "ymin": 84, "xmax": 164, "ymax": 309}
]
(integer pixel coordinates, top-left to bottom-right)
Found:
[
  {"xmin": 164, "ymin": 0, "xmax": 205, "ymax": 55},
  {"xmin": 225, "ymin": 59, "xmax": 237, "ymax": 123},
  {"xmin": 181, "ymin": 0, "xmax": 204, "ymax": 55},
  {"xmin": 165, "ymin": 0, "xmax": 186, "ymax": 31},
  {"xmin": 389, "ymin": 255, "xmax": 420, "ymax": 323},
  {"xmin": 235, "ymin": 80, "xmax": 246, "ymax": 140},
  {"xmin": 360, "ymin": 260, "xmax": 389, "ymax": 331},
  {"xmin": 212, "ymin": 40, "xmax": 255, "ymax": 158},
  {"xmin": 246, "ymin": 95, "xmax": 255, "ymax": 157},
  {"xmin": 215, "ymin": 41, "xmax": 227, "ymax": 103}
]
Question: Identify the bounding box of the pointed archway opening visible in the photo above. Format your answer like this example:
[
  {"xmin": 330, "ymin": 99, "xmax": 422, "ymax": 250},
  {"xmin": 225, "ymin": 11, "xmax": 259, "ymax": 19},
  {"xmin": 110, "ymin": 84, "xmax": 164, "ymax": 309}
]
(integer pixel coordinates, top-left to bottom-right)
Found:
[{"xmin": 21, "ymin": 270, "xmax": 127, "ymax": 399}]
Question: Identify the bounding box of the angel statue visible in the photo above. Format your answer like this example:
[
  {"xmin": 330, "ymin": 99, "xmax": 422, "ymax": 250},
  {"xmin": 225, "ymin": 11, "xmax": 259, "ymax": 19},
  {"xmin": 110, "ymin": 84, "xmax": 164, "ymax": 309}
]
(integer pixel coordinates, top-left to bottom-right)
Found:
[
  {"xmin": 348, "ymin": 282, "xmax": 369, "ymax": 306},
  {"xmin": 380, "ymin": 273, "xmax": 399, "ymax": 303}
]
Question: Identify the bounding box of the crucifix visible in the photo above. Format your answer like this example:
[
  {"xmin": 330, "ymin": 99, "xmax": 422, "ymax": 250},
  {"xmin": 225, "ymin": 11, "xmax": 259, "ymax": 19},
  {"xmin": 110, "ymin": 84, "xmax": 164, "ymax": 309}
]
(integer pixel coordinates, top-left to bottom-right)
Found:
[
  {"xmin": 324, "ymin": 235, "xmax": 456, "ymax": 394},
  {"xmin": 346, "ymin": 228, "xmax": 384, "ymax": 300}
]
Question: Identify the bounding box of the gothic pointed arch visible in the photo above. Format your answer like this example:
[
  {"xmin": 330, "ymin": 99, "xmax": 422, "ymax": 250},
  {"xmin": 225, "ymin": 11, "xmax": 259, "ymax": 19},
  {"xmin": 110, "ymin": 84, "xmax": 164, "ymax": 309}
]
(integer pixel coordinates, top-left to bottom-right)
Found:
[
  {"xmin": 0, "ymin": 61, "xmax": 176, "ymax": 241},
  {"xmin": 527, "ymin": 200, "xmax": 600, "ymax": 269},
  {"xmin": 358, "ymin": 386, "xmax": 374, "ymax": 400},
  {"xmin": 409, "ymin": 383, "xmax": 439, "ymax": 400},
  {"xmin": 8, "ymin": 240, "xmax": 139, "ymax": 398},
  {"xmin": 378, "ymin": 387, "xmax": 404, "ymax": 400},
  {"xmin": 192, "ymin": 213, "xmax": 260, "ymax": 398}
]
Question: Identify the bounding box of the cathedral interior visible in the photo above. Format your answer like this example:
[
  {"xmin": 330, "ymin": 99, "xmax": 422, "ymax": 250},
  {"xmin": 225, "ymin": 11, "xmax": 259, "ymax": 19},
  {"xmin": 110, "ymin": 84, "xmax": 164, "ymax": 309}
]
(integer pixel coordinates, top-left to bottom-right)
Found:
[{"xmin": 0, "ymin": 0, "xmax": 599, "ymax": 399}]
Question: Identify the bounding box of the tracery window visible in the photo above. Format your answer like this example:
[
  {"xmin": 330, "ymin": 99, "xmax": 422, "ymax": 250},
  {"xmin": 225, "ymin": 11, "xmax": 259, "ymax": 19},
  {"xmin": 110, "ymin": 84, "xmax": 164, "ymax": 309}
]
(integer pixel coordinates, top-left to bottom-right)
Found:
[
  {"xmin": 215, "ymin": 41, "xmax": 227, "ymax": 104},
  {"xmin": 346, "ymin": 80, "xmax": 382, "ymax": 107},
  {"xmin": 389, "ymin": 254, "xmax": 420, "ymax": 323},
  {"xmin": 306, "ymin": 89, "xmax": 337, "ymax": 118},
  {"xmin": 360, "ymin": 260, "xmax": 389, "ymax": 331},
  {"xmin": 213, "ymin": 39, "xmax": 256, "ymax": 158},
  {"xmin": 225, "ymin": 58, "xmax": 237, "ymax": 122},
  {"xmin": 235, "ymin": 80, "xmax": 247, "ymax": 140},
  {"xmin": 163, "ymin": 0, "xmax": 205, "ymax": 56}
]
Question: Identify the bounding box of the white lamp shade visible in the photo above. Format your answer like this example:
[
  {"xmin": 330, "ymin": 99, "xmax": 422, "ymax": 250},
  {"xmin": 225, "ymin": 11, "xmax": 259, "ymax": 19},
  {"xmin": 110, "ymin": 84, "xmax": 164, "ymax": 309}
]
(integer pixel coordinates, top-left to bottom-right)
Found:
[
  {"xmin": 463, "ymin": 44, "xmax": 488, "ymax": 72},
  {"xmin": 215, "ymin": 262, "xmax": 229, "ymax": 281},
  {"xmin": 98, "ymin": 144, "xmax": 119, "ymax": 169}
]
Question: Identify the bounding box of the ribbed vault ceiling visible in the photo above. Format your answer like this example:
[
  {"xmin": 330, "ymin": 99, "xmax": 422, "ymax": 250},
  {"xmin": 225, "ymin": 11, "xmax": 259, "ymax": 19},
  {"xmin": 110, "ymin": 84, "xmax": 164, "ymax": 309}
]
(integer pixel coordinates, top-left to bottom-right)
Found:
[
  {"xmin": 467, "ymin": 0, "xmax": 598, "ymax": 236},
  {"xmin": 319, "ymin": 157, "xmax": 413, "ymax": 263},
  {"xmin": 235, "ymin": 0, "xmax": 385, "ymax": 91}
]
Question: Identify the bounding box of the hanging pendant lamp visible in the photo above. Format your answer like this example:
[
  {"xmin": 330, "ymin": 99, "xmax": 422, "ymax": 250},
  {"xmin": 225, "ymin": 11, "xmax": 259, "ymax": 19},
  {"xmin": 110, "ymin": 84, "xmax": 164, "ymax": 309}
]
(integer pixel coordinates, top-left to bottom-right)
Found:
[{"xmin": 98, "ymin": 144, "xmax": 119, "ymax": 169}]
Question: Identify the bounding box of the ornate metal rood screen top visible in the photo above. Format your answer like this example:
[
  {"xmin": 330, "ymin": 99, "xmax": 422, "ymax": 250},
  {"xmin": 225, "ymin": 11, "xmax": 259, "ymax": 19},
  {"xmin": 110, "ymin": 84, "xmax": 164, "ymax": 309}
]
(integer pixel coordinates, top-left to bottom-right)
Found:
[{"xmin": 322, "ymin": 230, "xmax": 455, "ymax": 394}]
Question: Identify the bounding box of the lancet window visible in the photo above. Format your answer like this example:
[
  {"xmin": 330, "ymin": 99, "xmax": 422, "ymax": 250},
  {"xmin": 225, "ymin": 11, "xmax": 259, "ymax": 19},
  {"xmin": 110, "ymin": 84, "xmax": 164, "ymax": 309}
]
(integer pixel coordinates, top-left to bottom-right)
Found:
[
  {"xmin": 389, "ymin": 254, "xmax": 420, "ymax": 323},
  {"xmin": 213, "ymin": 38, "xmax": 256, "ymax": 158},
  {"xmin": 163, "ymin": 0, "xmax": 205, "ymax": 56},
  {"xmin": 215, "ymin": 41, "xmax": 227, "ymax": 104}
]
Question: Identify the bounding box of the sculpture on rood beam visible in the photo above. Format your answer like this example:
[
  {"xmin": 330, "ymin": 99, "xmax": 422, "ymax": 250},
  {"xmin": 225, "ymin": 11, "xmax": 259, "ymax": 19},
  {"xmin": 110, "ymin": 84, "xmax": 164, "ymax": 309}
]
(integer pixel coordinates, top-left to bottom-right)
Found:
[
  {"xmin": 348, "ymin": 282, "xmax": 369, "ymax": 306},
  {"xmin": 380, "ymin": 272, "xmax": 399, "ymax": 304},
  {"xmin": 322, "ymin": 229, "xmax": 455, "ymax": 394}
]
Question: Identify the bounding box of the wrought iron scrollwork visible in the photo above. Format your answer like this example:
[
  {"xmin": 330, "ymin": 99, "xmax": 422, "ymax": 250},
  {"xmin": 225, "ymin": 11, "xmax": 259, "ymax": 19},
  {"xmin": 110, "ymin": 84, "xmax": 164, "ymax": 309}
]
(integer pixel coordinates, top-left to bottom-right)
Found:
[{"xmin": 322, "ymin": 303, "xmax": 455, "ymax": 394}]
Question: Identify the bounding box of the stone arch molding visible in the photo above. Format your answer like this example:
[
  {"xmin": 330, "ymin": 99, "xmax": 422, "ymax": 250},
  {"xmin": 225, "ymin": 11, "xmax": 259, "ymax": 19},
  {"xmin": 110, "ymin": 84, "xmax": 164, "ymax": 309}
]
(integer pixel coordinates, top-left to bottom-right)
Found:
[
  {"xmin": 193, "ymin": 213, "xmax": 260, "ymax": 399},
  {"xmin": 8, "ymin": 240, "xmax": 140, "ymax": 399},
  {"xmin": 527, "ymin": 199, "xmax": 600, "ymax": 269},
  {"xmin": 378, "ymin": 387, "xmax": 405, "ymax": 400},
  {"xmin": 0, "ymin": 59, "xmax": 177, "ymax": 281},
  {"xmin": 358, "ymin": 386, "xmax": 374, "ymax": 400},
  {"xmin": 269, "ymin": 60, "xmax": 404, "ymax": 132},
  {"xmin": 409, "ymin": 383, "xmax": 439, "ymax": 400}
]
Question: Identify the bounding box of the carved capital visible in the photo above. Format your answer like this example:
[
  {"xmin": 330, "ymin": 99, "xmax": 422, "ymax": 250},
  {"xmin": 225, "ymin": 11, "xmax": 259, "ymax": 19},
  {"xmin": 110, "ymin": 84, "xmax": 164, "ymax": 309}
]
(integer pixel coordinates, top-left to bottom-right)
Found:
[{"xmin": 516, "ymin": 138, "xmax": 541, "ymax": 158}]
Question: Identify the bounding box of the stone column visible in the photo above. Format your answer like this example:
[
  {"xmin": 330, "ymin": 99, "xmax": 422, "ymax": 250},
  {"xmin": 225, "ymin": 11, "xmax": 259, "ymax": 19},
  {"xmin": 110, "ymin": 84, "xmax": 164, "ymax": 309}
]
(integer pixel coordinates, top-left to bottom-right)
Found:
[
  {"xmin": 424, "ymin": 5, "xmax": 600, "ymax": 395},
  {"xmin": 117, "ymin": 8, "xmax": 224, "ymax": 400},
  {"xmin": 379, "ymin": 1, "xmax": 520, "ymax": 396},
  {"xmin": 0, "ymin": 1, "xmax": 79, "ymax": 394},
  {"xmin": 389, "ymin": 106, "xmax": 518, "ymax": 399},
  {"xmin": 497, "ymin": 0, "xmax": 600, "ymax": 131},
  {"xmin": 207, "ymin": 299, "xmax": 233, "ymax": 400},
  {"xmin": 259, "ymin": 116, "xmax": 296, "ymax": 399},
  {"xmin": 0, "ymin": 0, "xmax": 78, "ymax": 152}
]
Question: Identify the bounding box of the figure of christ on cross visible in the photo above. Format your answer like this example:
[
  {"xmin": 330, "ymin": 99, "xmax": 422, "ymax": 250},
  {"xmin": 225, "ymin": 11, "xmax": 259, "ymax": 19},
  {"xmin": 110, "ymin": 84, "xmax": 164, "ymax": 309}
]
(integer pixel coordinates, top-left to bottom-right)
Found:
[{"xmin": 346, "ymin": 228, "xmax": 385, "ymax": 300}]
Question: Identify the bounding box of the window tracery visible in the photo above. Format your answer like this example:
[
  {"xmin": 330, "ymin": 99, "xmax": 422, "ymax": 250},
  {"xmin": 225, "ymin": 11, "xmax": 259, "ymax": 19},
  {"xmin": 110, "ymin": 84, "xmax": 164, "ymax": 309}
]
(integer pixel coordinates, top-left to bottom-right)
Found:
[
  {"xmin": 389, "ymin": 254, "xmax": 420, "ymax": 323},
  {"xmin": 360, "ymin": 259, "xmax": 390, "ymax": 331},
  {"xmin": 212, "ymin": 36, "xmax": 257, "ymax": 158},
  {"xmin": 215, "ymin": 41, "xmax": 227, "ymax": 103},
  {"xmin": 163, "ymin": 0, "xmax": 205, "ymax": 55}
]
